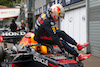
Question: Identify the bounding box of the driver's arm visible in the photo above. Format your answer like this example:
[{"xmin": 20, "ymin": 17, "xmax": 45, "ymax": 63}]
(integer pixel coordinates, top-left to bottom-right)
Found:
[
  {"xmin": 43, "ymin": 23, "xmax": 64, "ymax": 50},
  {"xmin": 43, "ymin": 22, "xmax": 58, "ymax": 40}
]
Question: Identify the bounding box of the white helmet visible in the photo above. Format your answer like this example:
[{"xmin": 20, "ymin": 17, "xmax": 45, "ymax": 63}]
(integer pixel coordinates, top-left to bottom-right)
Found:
[{"xmin": 49, "ymin": 4, "xmax": 65, "ymax": 22}]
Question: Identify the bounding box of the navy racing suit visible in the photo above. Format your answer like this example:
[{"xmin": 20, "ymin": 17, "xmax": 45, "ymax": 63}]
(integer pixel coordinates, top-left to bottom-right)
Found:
[{"xmin": 34, "ymin": 13, "xmax": 79, "ymax": 57}]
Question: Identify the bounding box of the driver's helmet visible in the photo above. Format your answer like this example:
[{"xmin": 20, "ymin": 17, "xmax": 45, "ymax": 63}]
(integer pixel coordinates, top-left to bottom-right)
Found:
[
  {"xmin": 49, "ymin": 4, "xmax": 65, "ymax": 22},
  {"xmin": 21, "ymin": 20, "xmax": 24, "ymax": 24}
]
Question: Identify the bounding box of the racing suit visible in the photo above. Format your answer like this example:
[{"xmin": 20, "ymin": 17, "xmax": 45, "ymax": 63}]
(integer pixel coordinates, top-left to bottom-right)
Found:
[
  {"xmin": 34, "ymin": 13, "xmax": 79, "ymax": 57},
  {"xmin": 52, "ymin": 27, "xmax": 77, "ymax": 45}
]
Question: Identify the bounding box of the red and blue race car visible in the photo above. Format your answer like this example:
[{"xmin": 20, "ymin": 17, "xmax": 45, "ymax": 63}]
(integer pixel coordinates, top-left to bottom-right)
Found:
[{"xmin": 0, "ymin": 32, "xmax": 83, "ymax": 67}]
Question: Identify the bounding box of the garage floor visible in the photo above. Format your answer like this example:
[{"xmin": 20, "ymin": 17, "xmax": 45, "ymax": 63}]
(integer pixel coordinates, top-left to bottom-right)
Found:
[{"xmin": 82, "ymin": 55, "xmax": 100, "ymax": 67}]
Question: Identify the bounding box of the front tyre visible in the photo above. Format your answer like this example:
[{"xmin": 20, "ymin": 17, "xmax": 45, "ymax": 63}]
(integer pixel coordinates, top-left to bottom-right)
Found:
[{"xmin": 0, "ymin": 46, "xmax": 5, "ymax": 62}]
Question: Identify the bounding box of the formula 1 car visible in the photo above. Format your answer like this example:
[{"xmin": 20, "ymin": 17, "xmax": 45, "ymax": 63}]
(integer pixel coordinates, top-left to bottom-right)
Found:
[
  {"xmin": 0, "ymin": 31, "xmax": 26, "ymax": 48},
  {"xmin": 0, "ymin": 32, "xmax": 83, "ymax": 67}
]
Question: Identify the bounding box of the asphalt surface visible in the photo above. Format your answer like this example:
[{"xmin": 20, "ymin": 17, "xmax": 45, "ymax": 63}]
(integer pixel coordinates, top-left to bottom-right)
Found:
[
  {"xmin": 0, "ymin": 43, "xmax": 100, "ymax": 67},
  {"xmin": 82, "ymin": 55, "xmax": 100, "ymax": 67}
]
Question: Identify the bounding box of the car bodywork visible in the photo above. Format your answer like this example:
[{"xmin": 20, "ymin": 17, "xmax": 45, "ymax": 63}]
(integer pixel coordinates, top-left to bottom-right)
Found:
[
  {"xmin": 0, "ymin": 32, "xmax": 83, "ymax": 67},
  {"xmin": 0, "ymin": 31, "xmax": 26, "ymax": 48}
]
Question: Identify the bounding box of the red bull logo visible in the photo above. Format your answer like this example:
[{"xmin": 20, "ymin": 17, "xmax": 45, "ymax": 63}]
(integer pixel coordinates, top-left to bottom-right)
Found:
[
  {"xmin": 41, "ymin": 14, "xmax": 46, "ymax": 20},
  {"xmin": 56, "ymin": 6, "xmax": 61, "ymax": 15}
]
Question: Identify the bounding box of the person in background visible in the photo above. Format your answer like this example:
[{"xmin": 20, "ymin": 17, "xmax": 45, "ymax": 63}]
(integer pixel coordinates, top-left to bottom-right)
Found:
[
  {"xmin": 21, "ymin": 20, "xmax": 25, "ymax": 30},
  {"xmin": 10, "ymin": 19, "xmax": 17, "ymax": 45},
  {"xmin": 10, "ymin": 19, "xmax": 17, "ymax": 32},
  {"xmin": 34, "ymin": 4, "xmax": 91, "ymax": 61}
]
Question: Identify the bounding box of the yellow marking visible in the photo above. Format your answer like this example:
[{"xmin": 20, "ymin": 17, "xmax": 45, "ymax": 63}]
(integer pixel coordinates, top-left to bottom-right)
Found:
[
  {"xmin": 52, "ymin": 27, "xmax": 59, "ymax": 32},
  {"xmin": 56, "ymin": 6, "xmax": 61, "ymax": 15},
  {"xmin": 41, "ymin": 14, "xmax": 46, "ymax": 20}
]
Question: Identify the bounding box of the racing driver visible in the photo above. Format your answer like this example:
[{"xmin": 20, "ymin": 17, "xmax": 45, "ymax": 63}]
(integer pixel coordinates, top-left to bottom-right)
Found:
[{"xmin": 34, "ymin": 4, "xmax": 91, "ymax": 61}]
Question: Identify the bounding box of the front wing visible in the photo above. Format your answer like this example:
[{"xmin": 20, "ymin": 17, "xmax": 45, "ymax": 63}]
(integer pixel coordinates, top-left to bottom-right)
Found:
[{"xmin": 8, "ymin": 53, "xmax": 79, "ymax": 67}]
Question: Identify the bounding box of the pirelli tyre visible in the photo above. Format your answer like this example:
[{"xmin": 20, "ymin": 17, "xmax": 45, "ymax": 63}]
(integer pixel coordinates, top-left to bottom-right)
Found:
[{"xmin": 0, "ymin": 46, "xmax": 5, "ymax": 62}]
